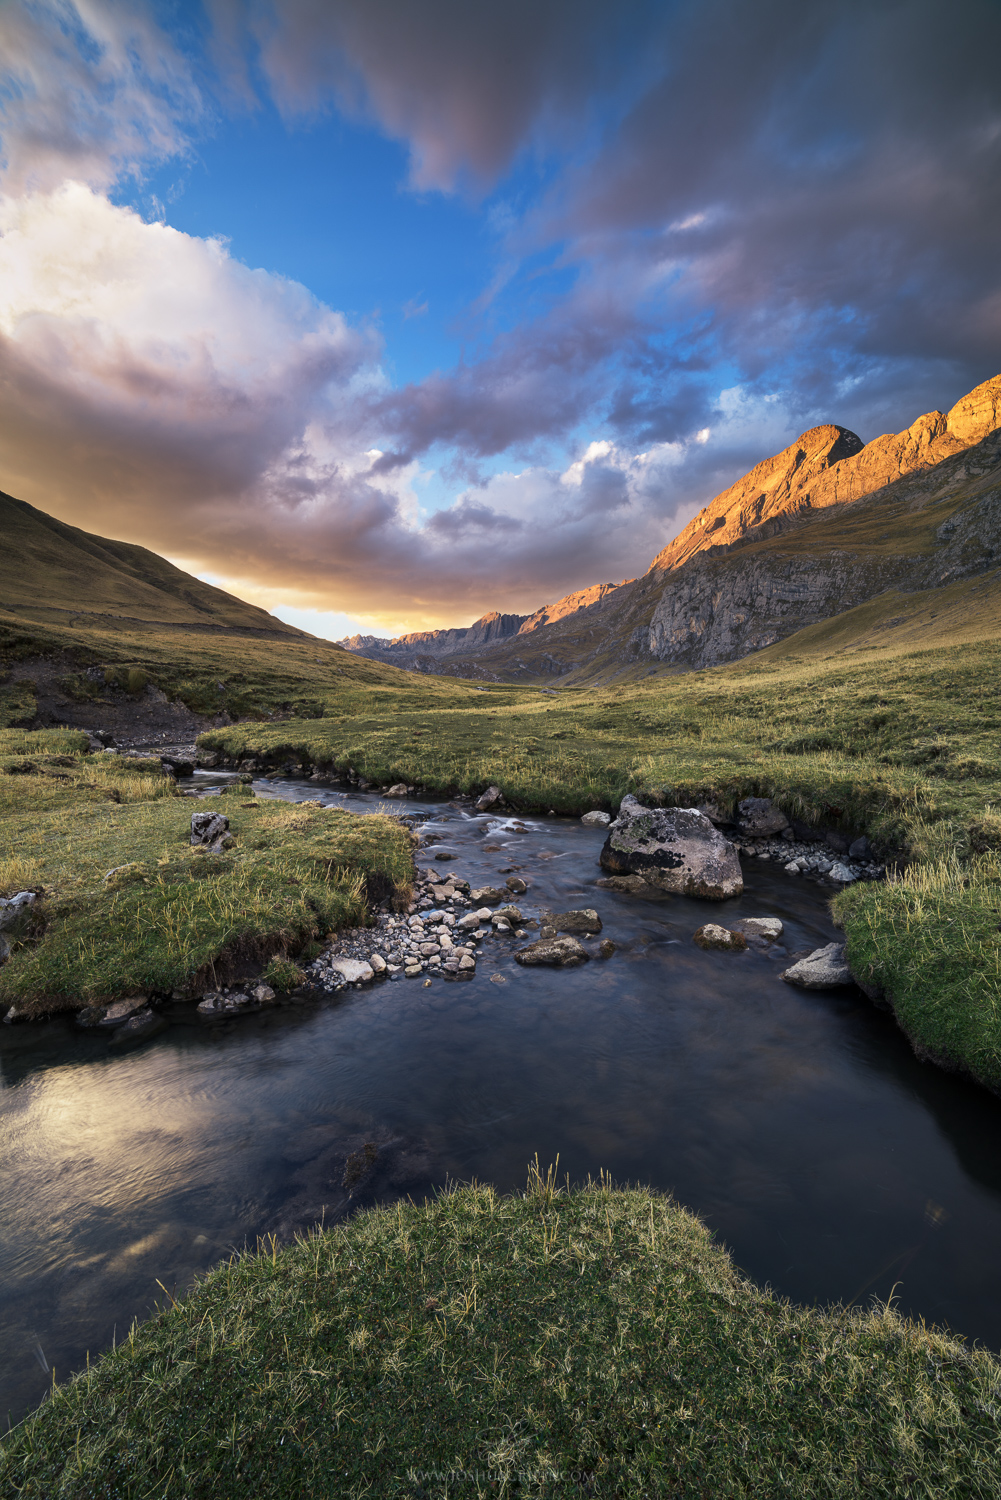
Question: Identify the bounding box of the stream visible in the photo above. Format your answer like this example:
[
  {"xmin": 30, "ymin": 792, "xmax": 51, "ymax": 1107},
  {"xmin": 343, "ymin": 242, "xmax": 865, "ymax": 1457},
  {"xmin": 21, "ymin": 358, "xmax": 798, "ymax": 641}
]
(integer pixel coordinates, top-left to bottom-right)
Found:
[{"xmin": 4, "ymin": 777, "xmax": 1001, "ymax": 1425}]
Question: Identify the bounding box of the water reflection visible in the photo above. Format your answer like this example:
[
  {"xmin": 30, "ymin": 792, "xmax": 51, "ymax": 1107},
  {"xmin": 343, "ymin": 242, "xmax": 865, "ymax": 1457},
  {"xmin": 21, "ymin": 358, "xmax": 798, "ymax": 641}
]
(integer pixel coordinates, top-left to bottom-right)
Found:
[{"xmin": 3, "ymin": 780, "xmax": 1001, "ymax": 1426}]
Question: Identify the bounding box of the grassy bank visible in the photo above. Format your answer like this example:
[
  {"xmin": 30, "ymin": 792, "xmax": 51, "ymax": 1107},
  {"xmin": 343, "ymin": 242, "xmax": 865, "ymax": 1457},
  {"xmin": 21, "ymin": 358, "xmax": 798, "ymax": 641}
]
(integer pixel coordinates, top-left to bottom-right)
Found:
[
  {"xmin": 3, "ymin": 1174, "xmax": 1000, "ymax": 1498},
  {"xmin": 0, "ymin": 728, "xmax": 414, "ymax": 1014}
]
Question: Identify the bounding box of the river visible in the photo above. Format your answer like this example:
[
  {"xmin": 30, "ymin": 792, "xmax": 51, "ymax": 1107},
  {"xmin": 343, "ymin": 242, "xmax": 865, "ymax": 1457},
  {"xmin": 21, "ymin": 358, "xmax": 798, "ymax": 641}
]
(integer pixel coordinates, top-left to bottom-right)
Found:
[{"xmin": 3, "ymin": 776, "xmax": 1001, "ymax": 1425}]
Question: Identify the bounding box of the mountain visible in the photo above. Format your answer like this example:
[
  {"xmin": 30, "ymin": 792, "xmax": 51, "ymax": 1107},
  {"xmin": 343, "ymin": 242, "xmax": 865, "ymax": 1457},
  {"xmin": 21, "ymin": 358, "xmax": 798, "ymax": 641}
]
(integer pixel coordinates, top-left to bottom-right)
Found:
[
  {"xmin": 344, "ymin": 373, "xmax": 1001, "ymax": 683},
  {"xmin": 339, "ymin": 582, "xmax": 632, "ymax": 669},
  {"xmin": 0, "ymin": 490, "xmax": 304, "ymax": 636}
]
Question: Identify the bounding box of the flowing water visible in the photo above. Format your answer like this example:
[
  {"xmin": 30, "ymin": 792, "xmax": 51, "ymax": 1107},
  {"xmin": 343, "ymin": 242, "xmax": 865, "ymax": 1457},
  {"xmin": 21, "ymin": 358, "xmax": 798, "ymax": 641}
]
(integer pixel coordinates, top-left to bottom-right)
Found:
[{"xmin": 4, "ymin": 777, "xmax": 1001, "ymax": 1425}]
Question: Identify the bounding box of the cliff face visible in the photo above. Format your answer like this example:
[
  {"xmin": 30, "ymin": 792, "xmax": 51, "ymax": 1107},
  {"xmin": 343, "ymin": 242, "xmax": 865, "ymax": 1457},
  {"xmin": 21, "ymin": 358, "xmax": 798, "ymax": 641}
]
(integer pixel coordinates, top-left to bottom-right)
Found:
[{"xmin": 642, "ymin": 377, "xmax": 1001, "ymax": 667}]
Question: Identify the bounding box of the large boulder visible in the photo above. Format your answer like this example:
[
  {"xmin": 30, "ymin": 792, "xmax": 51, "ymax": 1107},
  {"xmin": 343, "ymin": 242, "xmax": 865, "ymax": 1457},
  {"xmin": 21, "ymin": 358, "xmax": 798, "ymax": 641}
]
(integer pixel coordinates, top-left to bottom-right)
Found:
[
  {"xmin": 781, "ymin": 943, "xmax": 853, "ymax": 989},
  {"xmin": 599, "ymin": 798, "xmax": 742, "ymax": 900}
]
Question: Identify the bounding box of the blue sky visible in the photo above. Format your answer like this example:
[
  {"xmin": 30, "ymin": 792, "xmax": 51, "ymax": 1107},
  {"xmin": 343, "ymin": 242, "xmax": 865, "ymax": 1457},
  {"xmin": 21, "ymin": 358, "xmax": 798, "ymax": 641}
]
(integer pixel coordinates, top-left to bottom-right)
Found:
[{"xmin": 0, "ymin": 1, "xmax": 998, "ymax": 639}]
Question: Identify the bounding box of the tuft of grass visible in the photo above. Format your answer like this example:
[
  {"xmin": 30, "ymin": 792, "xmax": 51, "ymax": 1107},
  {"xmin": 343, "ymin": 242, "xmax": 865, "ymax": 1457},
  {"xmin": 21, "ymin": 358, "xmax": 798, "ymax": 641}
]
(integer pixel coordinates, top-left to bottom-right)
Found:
[
  {"xmin": 3, "ymin": 1176, "xmax": 1001, "ymax": 1498},
  {"xmin": 262, "ymin": 955, "xmax": 307, "ymax": 992},
  {"xmin": 836, "ymin": 853, "xmax": 1001, "ymax": 1092}
]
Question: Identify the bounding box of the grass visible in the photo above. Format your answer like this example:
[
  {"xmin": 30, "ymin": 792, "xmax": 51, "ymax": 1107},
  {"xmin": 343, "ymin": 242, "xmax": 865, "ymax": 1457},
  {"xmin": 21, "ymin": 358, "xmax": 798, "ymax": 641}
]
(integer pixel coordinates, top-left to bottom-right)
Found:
[
  {"xmin": 3, "ymin": 1172, "xmax": 1001, "ymax": 1498},
  {"xmin": 0, "ymin": 729, "xmax": 414, "ymax": 1014}
]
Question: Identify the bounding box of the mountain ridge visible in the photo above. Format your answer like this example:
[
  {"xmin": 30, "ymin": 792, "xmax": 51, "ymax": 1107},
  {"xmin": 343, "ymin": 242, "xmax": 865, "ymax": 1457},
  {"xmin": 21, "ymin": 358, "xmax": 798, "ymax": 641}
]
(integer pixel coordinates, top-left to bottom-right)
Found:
[{"xmin": 344, "ymin": 372, "xmax": 1001, "ymax": 683}]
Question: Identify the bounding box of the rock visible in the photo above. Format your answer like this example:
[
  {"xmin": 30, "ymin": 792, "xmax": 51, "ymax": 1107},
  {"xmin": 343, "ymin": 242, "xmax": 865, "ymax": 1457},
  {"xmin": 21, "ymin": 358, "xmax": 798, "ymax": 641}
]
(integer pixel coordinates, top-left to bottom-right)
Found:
[
  {"xmin": 369, "ymin": 953, "xmax": 387, "ymax": 974},
  {"xmin": 458, "ymin": 912, "xmax": 481, "ymax": 930},
  {"xmin": 849, "ymin": 835, "xmax": 872, "ymax": 860},
  {"xmin": 161, "ymin": 756, "xmax": 194, "ymax": 778},
  {"xmin": 737, "ymin": 797, "xmax": 789, "ymax": 838},
  {"xmin": 492, "ymin": 905, "xmax": 523, "ymax": 925},
  {"xmin": 600, "ymin": 798, "xmax": 742, "ymax": 900},
  {"xmin": 514, "ymin": 936, "xmax": 590, "ymax": 967},
  {"xmin": 404, "ymin": 964, "xmax": 423, "ymax": 977},
  {"xmin": 190, "ymin": 811, "xmax": 230, "ymax": 850},
  {"xmin": 784, "ymin": 861, "xmax": 801, "ymax": 874},
  {"xmin": 581, "ymin": 810, "xmax": 611, "ymax": 826},
  {"xmin": 459, "ymin": 955, "xmax": 476, "ymax": 971},
  {"xmin": 0, "ymin": 891, "xmax": 36, "ymax": 929},
  {"xmin": 108, "ymin": 1009, "xmax": 167, "ymax": 1048},
  {"xmin": 828, "ymin": 862, "xmax": 856, "ymax": 883},
  {"xmin": 824, "ymin": 830, "xmax": 851, "ymax": 854},
  {"xmin": 434, "ymin": 851, "xmax": 455, "ymax": 861},
  {"xmin": 781, "ymin": 943, "xmax": 853, "ymax": 988},
  {"xmin": 330, "ymin": 957, "xmax": 375, "ymax": 984},
  {"xmin": 693, "ymin": 924, "xmax": 747, "ymax": 952},
  {"xmin": 598, "ymin": 939, "xmax": 616, "ymax": 958},
  {"xmin": 3, "ymin": 1003, "xmax": 23, "ymax": 1023},
  {"xmin": 476, "ymin": 785, "xmax": 503, "ymax": 811},
  {"xmin": 734, "ymin": 917, "xmax": 784, "ymax": 941},
  {"xmin": 386, "ymin": 783, "xmax": 409, "ymax": 796},
  {"xmin": 251, "ymin": 984, "xmax": 276, "ymax": 1006},
  {"xmin": 596, "ymin": 874, "xmax": 655, "ymax": 895},
  {"xmin": 96, "ymin": 995, "xmax": 149, "ymax": 1028},
  {"xmin": 505, "ymin": 876, "xmax": 528, "ymax": 893},
  {"xmin": 470, "ymin": 887, "xmax": 507, "ymax": 906},
  {"xmin": 549, "ymin": 908, "xmax": 602, "ymax": 934},
  {"xmin": 0, "ymin": 934, "xmax": 9, "ymax": 966}
]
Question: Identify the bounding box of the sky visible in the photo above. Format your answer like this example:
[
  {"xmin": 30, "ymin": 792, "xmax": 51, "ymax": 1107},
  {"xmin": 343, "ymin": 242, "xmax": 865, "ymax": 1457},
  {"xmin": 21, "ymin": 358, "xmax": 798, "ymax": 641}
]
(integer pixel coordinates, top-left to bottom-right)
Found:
[{"xmin": 0, "ymin": 1, "xmax": 999, "ymax": 641}]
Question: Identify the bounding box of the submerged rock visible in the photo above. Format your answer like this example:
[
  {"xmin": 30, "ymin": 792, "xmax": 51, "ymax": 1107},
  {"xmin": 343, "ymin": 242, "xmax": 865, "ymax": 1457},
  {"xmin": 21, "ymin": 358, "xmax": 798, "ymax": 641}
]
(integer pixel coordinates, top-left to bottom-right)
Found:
[
  {"xmin": 505, "ymin": 876, "xmax": 528, "ymax": 894},
  {"xmin": 781, "ymin": 943, "xmax": 853, "ymax": 989},
  {"xmin": 514, "ymin": 935, "xmax": 590, "ymax": 967},
  {"xmin": 734, "ymin": 917, "xmax": 784, "ymax": 941},
  {"xmin": 693, "ymin": 924, "xmax": 747, "ymax": 952},
  {"xmin": 600, "ymin": 798, "xmax": 742, "ymax": 900},
  {"xmin": 108, "ymin": 1008, "xmax": 167, "ymax": 1048},
  {"xmin": 549, "ymin": 908, "xmax": 602, "ymax": 934}
]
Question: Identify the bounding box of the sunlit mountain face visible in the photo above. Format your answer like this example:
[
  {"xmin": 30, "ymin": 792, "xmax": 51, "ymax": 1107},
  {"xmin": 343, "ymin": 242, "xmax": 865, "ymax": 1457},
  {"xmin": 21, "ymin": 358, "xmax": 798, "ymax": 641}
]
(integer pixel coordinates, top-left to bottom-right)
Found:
[{"xmin": 1, "ymin": 0, "xmax": 998, "ymax": 639}]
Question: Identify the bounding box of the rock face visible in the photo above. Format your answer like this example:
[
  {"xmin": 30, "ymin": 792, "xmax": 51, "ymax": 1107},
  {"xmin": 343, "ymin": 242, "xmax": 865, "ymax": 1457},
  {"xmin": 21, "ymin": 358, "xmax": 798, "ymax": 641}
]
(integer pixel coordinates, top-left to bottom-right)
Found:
[
  {"xmin": 514, "ymin": 936, "xmax": 590, "ymax": 967},
  {"xmin": 599, "ymin": 798, "xmax": 743, "ymax": 900},
  {"xmin": 781, "ymin": 943, "xmax": 853, "ymax": 989}
]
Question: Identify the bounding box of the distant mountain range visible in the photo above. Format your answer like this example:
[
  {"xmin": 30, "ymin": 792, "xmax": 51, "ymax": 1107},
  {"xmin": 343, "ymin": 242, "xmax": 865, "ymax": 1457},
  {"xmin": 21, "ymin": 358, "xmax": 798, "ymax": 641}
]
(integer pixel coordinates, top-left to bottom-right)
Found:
[{"xmin": 341, "ymin": 373, "xmax": 1001, "ymax": 683}]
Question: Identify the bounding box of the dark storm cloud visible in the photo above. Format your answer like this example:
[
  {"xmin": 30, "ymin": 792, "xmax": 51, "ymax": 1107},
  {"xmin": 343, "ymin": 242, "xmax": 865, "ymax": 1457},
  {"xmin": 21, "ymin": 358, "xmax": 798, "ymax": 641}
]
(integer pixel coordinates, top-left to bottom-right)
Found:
[{"xmin": 250, "ymin": 0, "xmax": 658, "ymax": 192}]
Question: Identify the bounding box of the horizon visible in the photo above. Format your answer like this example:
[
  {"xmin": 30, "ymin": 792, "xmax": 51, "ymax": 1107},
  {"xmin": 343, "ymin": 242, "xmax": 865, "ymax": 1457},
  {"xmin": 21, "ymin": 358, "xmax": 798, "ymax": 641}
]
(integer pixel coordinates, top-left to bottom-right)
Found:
[{"xmin": 1, "ymin": 0, "xmax": 998, "ymax": 642}]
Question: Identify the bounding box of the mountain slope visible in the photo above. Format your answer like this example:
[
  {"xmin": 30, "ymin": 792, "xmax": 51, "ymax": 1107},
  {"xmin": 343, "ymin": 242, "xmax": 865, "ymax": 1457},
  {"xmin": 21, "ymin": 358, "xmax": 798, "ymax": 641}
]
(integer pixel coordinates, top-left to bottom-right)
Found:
[
  {"xmin": 389, "ymin": 372, "xmax": 1001, "ymax": 682},
  {"xmin": 0, "ymin": 490, "xmax": 304, "ymax": 636}
]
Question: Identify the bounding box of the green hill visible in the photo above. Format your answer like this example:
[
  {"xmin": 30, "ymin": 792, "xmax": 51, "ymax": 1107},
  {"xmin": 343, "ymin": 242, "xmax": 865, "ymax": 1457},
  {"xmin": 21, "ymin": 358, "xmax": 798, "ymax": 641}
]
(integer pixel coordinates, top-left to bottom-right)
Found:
[{"xmin": 0, "ymin": 489, "xmax": 303, "ymax": 635}]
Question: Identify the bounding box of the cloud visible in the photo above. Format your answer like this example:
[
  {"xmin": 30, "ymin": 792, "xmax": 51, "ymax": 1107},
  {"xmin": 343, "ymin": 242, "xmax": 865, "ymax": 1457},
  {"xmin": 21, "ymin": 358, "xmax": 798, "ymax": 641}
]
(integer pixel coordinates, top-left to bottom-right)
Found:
[
  {"xmin": 249, "ymin": 0, "xmax": 655, "ymax": 193},
  {"xmin": 0, "ymin": 0, "xmax": 206, "ymax": 192}
]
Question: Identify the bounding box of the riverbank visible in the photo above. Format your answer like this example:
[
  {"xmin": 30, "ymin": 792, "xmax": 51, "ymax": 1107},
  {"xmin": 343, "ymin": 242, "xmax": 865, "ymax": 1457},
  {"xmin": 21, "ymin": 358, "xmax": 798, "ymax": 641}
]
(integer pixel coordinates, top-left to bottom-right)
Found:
[
  {"xmin": 3, "ymin": 1173, "xmax": 1000, "ymax": 1498},
  {"xmin": 0, "ymin": 727, "xmax": 413, "ymax": 1018}
]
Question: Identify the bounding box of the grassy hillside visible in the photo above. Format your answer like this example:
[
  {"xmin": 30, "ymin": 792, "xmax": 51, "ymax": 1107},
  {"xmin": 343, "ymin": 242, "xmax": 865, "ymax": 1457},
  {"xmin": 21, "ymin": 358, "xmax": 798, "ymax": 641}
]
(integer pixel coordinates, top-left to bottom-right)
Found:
[
  {"xmin": 5, "ymin": 1175, "xmax": 1001, "ymax": 1499},
  {"xmin": 0, "ymin": 489, "xmax": 303, "ymax": 634}
]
